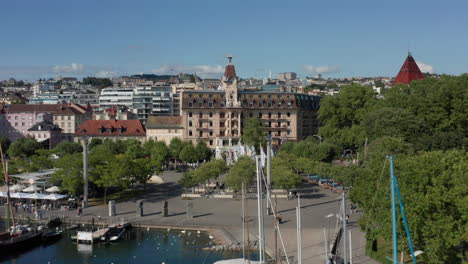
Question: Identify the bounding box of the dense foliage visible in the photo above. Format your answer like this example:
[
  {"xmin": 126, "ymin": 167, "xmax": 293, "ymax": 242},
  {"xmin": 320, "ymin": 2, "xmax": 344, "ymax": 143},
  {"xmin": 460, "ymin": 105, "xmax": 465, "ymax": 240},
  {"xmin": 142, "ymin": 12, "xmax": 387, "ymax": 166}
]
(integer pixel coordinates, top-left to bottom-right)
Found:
[
  {"xmin": 82, "ymin": 77, "xmax": 112, "ymax": 89},
  {"xmin": 318, "ymin": 75, "xmax": 468, "ymax": 152},
  {"xmin": 314, "ymin": 76, "xmax": 468, "ymax": 263}
]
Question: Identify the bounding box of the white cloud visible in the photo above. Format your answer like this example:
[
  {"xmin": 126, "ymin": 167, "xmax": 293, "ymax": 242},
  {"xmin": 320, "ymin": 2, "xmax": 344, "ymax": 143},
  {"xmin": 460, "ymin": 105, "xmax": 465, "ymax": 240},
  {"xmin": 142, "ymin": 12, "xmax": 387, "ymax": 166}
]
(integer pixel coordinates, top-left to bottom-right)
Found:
[
  {"xmin": 416, "ymin": 61, "xmax": 434, "ymax": 73},
  {"xmin": 303, "ymin": 65, "xmax": 339, "ymax": 75},
  {"xmin": 152, "ymin": 64, "xmax": 224, "ymax": 78},
  {"xmin": 95, "ymin": 70, "xmax": 117, "ymax": 78},
  {"xmin": 52, "ymin": 63, "xmax": 84, "ymax": 73}
]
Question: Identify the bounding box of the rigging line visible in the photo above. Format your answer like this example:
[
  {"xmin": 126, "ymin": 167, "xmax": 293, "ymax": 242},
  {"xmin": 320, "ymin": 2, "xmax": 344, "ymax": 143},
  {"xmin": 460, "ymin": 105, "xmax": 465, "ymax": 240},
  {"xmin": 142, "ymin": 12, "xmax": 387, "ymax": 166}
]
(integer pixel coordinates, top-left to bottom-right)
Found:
[
  {"xmin": 370, "ymin": 158, "xmax": 388, "ymax": 216},
  {"xmin": 260, "ymin": 168, "xmax": 291, "ymax": 264}
]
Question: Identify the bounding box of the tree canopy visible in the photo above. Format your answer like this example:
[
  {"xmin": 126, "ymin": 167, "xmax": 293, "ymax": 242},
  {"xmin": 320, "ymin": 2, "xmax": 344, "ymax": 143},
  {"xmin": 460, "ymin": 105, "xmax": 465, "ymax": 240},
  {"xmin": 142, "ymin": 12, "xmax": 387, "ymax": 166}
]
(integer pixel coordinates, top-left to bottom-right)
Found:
[{"xmin": 241, "ymin": 117, "xmax": 266, "ymax": 152}]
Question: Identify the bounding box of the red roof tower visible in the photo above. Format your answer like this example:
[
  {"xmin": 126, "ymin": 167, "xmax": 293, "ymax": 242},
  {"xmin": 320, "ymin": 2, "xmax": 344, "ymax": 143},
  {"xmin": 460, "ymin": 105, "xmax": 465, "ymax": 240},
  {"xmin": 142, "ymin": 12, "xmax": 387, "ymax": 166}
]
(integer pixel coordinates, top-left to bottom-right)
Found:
[{"xmin": 393, "ymin": 52, "xmax": 425, "ymax": 85}]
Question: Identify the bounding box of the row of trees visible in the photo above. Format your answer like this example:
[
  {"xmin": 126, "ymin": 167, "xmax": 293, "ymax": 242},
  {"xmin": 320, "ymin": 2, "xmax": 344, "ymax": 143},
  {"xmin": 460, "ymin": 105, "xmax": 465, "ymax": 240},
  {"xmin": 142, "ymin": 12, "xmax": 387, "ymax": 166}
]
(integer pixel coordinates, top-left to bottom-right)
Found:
[
  {"xmin": 0, "ymin": 136, "xmax": 212, "ymax": 202},
  {"xmin": 318, "ymin": 75, "xmax": 468, "ymax": 152},
  {"xmin": 313, "ymin": 76, "xmax": 467, "ymax": 263}
]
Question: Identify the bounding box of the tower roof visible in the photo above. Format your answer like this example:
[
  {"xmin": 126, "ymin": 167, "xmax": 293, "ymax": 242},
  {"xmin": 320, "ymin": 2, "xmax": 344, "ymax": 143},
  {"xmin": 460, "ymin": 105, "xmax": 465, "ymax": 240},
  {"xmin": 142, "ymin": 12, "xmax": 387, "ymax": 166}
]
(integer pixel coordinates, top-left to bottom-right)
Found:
[
  {"xmin": 394, "ymin": 53, "xmax": 425, "ymax": 85},
  {"xmin": 223, "ymin": 56, "xmax": 237, "ymax": 80}
]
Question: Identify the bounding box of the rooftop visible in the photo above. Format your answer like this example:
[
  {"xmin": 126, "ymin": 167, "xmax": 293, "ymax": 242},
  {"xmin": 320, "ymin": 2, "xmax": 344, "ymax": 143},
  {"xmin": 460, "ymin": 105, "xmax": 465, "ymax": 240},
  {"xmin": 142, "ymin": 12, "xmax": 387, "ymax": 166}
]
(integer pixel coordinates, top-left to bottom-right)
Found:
[
  {"xmin": 74, "ymin": 119, "xmax": 145, "ymax": 137},
  {"xmin": 146, "ymin": 116, "xmax": 182, "ymax": 129}
]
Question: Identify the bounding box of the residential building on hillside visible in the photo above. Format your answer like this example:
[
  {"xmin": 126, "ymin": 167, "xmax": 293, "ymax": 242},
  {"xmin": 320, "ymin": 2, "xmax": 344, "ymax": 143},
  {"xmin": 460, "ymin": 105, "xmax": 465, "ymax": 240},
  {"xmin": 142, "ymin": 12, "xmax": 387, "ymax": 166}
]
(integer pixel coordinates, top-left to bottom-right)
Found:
[
  {"xmin": 132, "ymin": 85, "xmax": 173, "ymax": 122},
  {"xmin": 74, "ymin": 119, "xmax": 146, "ymax": 142},
  {"xmin": 99, "ymin": 88, "xmax": 134, "ymax": 109},
  {"xmin": 93, "ymin": 106, "xmax": 137, "ymax": 120},
  {"xmin": 3, "ymin": 104, "xmax": 92, "ymax": 142},
  {"xmin": 277, "ymin": 72, "xmax": 297, "ymax": 81},
  {"xmin": 27, "ymin": 120, "xmax": 62, "ymax": 149},
  {"xmin": 146, "ymin": 116, "xmax": 183, "ymax": 145}
]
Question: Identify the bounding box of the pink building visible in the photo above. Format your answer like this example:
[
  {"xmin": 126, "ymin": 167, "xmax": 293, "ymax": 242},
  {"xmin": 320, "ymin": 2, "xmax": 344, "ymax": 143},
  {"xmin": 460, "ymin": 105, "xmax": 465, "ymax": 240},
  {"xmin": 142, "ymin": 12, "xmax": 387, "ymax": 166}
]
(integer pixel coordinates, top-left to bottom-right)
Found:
[{"xmin": 3, "ymin": 104, "xmax": 91, "ymax": 142}]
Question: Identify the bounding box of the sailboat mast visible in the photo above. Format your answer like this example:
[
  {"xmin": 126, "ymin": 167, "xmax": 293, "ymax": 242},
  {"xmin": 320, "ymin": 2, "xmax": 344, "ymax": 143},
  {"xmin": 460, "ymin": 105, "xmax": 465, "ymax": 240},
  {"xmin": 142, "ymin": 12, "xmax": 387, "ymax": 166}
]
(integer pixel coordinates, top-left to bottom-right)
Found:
[
  {"xmin": 0, "ymin": 143, "xmax": 15, "ymax": 232},
  {"xmin": 242, "ymin": 183, "xmax": 246, "ymax": 261},
  {"xmin": 256, "ymin": 155, "xmax": 265, "ymax": 263},
  {"xmin": 389, "ymin": 156, "xmax": 398, "ymax": 264}
]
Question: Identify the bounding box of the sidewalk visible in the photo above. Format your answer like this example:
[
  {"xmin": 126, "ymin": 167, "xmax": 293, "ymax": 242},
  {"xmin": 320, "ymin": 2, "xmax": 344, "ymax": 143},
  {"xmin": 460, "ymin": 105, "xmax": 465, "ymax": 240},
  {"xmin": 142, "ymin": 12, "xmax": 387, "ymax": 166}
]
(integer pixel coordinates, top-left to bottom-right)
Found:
[{"xmin": 0, "ymin": 172, "xmax": 379, "ymax": 264}]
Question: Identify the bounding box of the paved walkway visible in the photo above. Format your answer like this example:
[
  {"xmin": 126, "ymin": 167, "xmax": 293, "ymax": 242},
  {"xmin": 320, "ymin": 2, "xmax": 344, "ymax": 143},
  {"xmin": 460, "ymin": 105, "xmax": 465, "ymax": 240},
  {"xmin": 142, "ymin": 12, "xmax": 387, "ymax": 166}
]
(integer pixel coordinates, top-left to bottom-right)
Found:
[{"xmin": 0, "ymin": 171, "xmax": 379, "ymax": 264}]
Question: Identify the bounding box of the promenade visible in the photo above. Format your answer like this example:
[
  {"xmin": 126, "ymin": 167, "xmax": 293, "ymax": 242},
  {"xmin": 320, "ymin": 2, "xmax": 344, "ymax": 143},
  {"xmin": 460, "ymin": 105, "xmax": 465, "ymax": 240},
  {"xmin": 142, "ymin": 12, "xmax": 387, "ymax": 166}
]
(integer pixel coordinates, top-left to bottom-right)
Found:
[{"xmin": 1, "ymin": 171, "xmax": 378, "ymax": 264}]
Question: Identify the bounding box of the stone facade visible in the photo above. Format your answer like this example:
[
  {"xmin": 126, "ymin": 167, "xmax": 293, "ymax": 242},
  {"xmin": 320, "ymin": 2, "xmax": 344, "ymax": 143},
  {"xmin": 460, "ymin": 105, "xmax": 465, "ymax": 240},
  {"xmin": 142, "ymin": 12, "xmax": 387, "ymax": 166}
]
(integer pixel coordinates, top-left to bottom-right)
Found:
[
  {"xmin": 181, "ymin": 58, "xmax": 320, "ymax": 149},
  {"xmin": 146, "ymin": 116, "xmax": 183, "ymax": 145}
]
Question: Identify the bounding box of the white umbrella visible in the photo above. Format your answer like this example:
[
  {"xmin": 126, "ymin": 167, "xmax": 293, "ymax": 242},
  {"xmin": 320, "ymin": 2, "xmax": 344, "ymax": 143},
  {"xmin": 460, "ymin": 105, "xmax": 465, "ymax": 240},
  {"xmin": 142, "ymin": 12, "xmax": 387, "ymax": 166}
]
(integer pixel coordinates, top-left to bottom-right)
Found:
[
  {"xmin": 10, "ymin": 184, "xmax": 24, "ymax": 192},
  {"xmin": 44, "ymin": 193, "xmax": 68, "ymax": 200},
  {"xmin": 27, "ymin": 193, "xmax": 47, "ymax": 199},
  {"xmin": 0, "ymin": 191, "xmax": 6, "ymax": 197},
  {"xmin": 10, "ymin": 192, "xmax": 30, "ymax": 199},
  {"xmin": 45, "ymin": 186, "xmax": 60, "ymax": 193},
  {"xmin": 22, "ymin": 185, "xmax": 42, "ymax": 193}
]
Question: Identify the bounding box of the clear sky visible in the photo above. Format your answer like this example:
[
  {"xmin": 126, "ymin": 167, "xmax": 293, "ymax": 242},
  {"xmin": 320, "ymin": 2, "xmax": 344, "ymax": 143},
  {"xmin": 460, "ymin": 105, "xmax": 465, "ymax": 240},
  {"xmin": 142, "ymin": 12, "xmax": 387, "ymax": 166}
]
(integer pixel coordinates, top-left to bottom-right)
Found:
[{"xmin": 1, "ymin": 0, "xmax": 467, "ymax": 80}]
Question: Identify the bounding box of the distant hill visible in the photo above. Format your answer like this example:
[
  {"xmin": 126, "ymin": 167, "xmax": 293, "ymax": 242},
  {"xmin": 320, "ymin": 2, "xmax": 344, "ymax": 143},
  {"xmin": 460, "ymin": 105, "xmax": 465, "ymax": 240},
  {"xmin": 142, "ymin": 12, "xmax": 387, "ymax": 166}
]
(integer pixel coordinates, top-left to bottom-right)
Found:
[{"xmin": 130, "ymin": 74, "xmax": 176, "ymax": 81}]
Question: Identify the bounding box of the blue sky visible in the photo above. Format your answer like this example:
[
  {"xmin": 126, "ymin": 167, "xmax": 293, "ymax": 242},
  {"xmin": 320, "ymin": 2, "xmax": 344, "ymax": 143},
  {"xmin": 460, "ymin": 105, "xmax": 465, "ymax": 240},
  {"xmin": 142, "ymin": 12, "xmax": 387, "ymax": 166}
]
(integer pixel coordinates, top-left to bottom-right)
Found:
[{"xmin": 1, "ymin": 0, "xmax": 467, "ymax": 80}]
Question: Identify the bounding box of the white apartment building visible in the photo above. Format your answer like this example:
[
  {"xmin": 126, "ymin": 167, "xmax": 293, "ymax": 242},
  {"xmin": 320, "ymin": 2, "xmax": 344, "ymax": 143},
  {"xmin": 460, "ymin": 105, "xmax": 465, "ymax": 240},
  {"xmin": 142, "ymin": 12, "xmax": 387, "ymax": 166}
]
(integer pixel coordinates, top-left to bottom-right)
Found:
[{"xmin": 99, "ymin": 88, "xmax": 134, "ymax": 109}]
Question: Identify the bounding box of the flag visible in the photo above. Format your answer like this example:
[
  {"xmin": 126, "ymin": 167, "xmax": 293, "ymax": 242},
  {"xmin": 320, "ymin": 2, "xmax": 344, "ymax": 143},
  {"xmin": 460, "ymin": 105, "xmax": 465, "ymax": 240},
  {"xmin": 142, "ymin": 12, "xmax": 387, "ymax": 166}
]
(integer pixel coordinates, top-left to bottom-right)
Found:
[{"xmin": 260, "ymin": 146, "xmax": 266, "ymax": 168}]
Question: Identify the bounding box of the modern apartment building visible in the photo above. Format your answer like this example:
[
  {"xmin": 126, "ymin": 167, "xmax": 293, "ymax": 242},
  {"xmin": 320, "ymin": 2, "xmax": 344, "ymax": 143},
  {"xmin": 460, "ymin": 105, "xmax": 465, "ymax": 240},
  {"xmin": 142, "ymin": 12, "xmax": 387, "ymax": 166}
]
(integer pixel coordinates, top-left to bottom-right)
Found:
[{"xmin": 99, "ymin": 88, "xmax": 134, "ymax": 109}]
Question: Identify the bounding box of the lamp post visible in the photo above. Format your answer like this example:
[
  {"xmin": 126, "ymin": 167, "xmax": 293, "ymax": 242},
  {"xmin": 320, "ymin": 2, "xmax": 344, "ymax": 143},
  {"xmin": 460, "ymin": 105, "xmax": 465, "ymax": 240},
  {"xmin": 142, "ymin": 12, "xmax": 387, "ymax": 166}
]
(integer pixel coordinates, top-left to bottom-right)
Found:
[
  {"xmin": 81, "ymin": 137, "xmax": 89, "ymax": 208},
  {"xmin": 324, "ymin": 213, "xmax": 334, "ymax": 263},
  {"xmin": 313, "ymin": 135, "xmax": 323, "ymax": 144}
]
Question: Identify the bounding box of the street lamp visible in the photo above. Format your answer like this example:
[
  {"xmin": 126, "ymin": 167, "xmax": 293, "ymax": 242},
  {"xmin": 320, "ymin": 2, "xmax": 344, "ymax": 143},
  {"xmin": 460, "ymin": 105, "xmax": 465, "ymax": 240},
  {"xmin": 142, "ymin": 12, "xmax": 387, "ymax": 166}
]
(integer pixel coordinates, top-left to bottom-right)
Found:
[
  {"xmin": 313, "ymin": 135, "xmax": 323, "ymax": 144},
  {"xmin": 323, "ymin": 213, "xmax": 335, "ymax": 263}
]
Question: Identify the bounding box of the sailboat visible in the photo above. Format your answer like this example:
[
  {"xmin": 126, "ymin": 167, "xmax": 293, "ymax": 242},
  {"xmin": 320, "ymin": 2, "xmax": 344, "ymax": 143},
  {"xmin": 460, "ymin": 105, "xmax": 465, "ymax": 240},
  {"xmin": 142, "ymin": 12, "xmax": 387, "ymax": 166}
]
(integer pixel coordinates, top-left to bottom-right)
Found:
[
  {"xmin": 0, "ymin": 144, "xmax": 43, "ymax": 251},
  {"xmin": 387, "ymin": 156, "xmax": 421, "ymax": 264},
  {"xmin": 214, "ymin": 148, "xmax": 289, "ymax": 264}
]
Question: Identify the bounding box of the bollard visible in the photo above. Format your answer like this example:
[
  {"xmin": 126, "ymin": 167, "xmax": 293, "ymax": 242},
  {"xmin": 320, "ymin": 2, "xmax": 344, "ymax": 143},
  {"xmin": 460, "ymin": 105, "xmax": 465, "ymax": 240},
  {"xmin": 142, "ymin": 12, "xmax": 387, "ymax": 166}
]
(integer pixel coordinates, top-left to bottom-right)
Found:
[
  {"xmin": 136, "ymin": 200, "xmax": 144, "ymax": 217},
  {"xmin": 109, "ymin": 200, "xmax": 116, "ymax": 217},
  {"xmin": 162, "ymin": 200, "xmax": 168, "ymax": 217},
  {"xmin": 186, "ymin": 201, "xmax": 193, "ymax": 219}
]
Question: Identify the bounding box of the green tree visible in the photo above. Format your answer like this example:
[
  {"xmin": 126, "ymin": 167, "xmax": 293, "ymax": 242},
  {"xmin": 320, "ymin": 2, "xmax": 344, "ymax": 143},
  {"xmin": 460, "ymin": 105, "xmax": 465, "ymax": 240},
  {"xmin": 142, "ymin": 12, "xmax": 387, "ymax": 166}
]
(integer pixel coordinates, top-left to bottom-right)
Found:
[
  {"xmin": 241, "ymin": 117, "xmax": 266, "ymax": 152},
  {"xmin": 225, "ymin": 156, "xmax": 256, "ymax": 191},
  {"xmin": 93, "ymin": 155, "xmax": 129, "ymax": 204},
  {"xmin": 195, "ymin": 141, "xmax": 211, "ymax": 162},
  {"xmin": 130, "ymin": 158, "xmax": 154, "ymax": 189},
  {"xmin": 318, "ymin": 84, "xmax": 377, "ymax": 150},
  {"xmin": 169, "ymin": 138, "xmax": 184, "ymax": 161},
  {"xmin": 89, "ymin": 138, "xmax": 103, "ymax": 150},
  {"xmin": 53, "ymin": 141, "xmax": 83, "ymax": 156},
  {"xmin": 0, "ymin": 136, "xmax": 11, "ymax": 154},
  {"xmin": 148, "ymin": 141, "xmax": 170, "ymax": 175},
  {"xmin": 271, "ymin": 165, "xmax": 301, "ymax": 191},
  {"xmin": 7, "ymin": 137, "xmax": 41, "ymax": 158},
  {"xmin": 51, "ymin": 153, "xmax": 83, "ymax": 195},
  {"xmin": 179, "ymin": 143, "xmax": 197, "ymax": 164}
]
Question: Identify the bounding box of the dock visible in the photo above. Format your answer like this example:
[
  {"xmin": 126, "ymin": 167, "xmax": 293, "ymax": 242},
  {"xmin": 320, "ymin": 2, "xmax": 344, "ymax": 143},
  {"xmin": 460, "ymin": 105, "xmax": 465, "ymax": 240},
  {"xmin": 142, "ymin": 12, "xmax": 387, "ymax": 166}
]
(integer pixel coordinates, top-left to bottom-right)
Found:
[{"xmin": 76, "ymin": 228, "xmax": 110, "ymax": 244}]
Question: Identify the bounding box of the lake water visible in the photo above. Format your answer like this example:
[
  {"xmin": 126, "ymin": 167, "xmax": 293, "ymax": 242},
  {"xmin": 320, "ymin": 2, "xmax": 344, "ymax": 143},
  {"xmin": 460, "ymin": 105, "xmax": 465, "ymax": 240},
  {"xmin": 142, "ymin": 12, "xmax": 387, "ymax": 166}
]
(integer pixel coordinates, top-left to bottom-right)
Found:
[{"xmin": 0, "ymin": 224, "xmax": 257, "ymax": 264}]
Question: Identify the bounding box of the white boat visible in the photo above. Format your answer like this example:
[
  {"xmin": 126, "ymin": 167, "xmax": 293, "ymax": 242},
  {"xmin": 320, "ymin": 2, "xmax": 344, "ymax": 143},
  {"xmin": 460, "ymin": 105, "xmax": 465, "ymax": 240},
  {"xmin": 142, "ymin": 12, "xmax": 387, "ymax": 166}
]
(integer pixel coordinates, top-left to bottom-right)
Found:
[{"xmin": 213, "ymin": 259, "xmax": 261, "ymax": 264}]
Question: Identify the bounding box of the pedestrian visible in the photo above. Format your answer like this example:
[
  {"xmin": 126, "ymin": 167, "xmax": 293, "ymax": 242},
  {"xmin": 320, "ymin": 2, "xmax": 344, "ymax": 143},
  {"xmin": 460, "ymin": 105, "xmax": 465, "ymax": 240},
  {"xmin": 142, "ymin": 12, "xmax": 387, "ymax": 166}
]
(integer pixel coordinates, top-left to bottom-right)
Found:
[
  {"xmin": 346, "ymin": 214, "xmax": 350, "ymax": 224},
  {"xmin": 77, "ymin": 206, "xmax": 82, "ymax": 217},
  {"xmin": 277, "ymin": 214, "xmax": 283, "ymax": 224}
]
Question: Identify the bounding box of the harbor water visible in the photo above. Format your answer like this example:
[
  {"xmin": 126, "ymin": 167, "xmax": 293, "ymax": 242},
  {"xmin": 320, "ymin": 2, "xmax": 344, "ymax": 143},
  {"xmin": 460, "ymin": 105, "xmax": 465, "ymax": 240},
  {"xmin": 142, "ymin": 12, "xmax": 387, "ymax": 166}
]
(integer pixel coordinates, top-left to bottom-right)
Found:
[{"xmin": 0, "ymin": 223, "xmax": 257, "ymax": 264}]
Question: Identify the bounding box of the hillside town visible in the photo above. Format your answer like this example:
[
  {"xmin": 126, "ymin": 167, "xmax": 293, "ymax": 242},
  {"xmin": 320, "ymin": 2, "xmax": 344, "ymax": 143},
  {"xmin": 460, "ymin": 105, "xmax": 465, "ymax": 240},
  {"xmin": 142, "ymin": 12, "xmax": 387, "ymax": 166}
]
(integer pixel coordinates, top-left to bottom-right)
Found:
[{"xmin": 0, "ymin": 54, "xmax": 425, "ymax": 150}]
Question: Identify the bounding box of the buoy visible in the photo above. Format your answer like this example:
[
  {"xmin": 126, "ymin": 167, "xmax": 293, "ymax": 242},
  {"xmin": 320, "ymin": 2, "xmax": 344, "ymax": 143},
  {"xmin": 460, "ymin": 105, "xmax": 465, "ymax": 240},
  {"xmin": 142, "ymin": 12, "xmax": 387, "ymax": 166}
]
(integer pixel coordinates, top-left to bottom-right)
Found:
[
  {"xmin": 181, "ymin": 230, "xmax": 186, "ymax": 234},
  {"xmin": 147, "ymin": 227, "xmax": 150, "ymax": 231},
  {"xmin": 197, "ymin": 230, "xmax": 201, "ymax": 234},
  {"xmin": 209, "ymin": 235, "xmax": 214, "ymax": 239}
]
